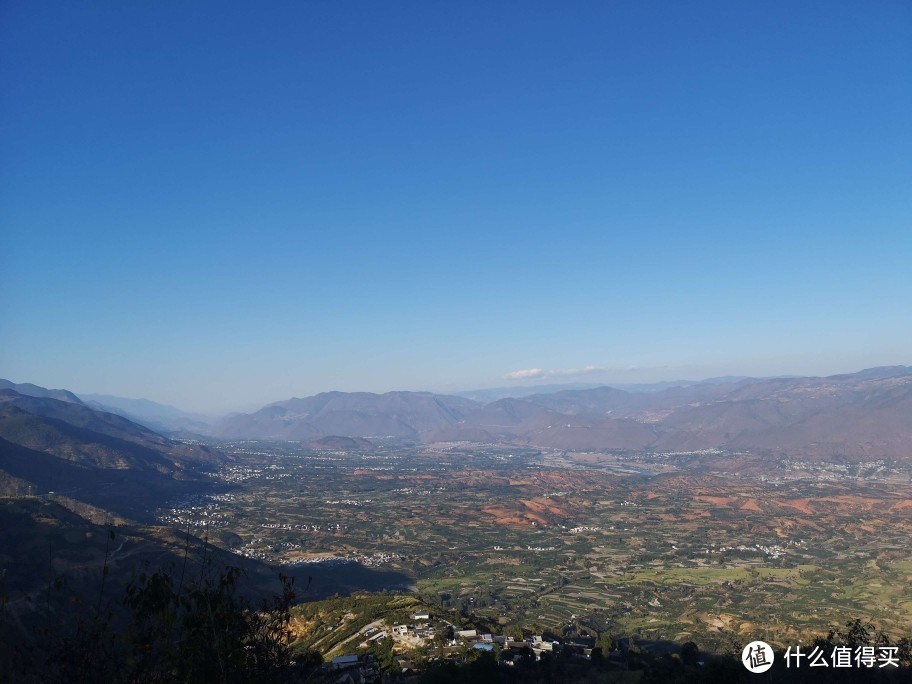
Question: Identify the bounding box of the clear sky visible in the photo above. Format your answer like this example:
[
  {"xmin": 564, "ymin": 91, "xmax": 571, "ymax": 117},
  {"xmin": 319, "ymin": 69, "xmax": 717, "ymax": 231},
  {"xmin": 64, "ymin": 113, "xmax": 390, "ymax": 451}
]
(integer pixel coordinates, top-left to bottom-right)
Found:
[{"xmin": 1, "ymin": 1, "xmax": 910, "ymax": 413}]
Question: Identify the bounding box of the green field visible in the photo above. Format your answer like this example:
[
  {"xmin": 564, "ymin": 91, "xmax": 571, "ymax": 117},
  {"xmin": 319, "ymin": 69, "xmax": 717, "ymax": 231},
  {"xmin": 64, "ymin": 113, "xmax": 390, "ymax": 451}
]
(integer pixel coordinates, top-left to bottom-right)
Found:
[{"xmin": 148, "ymin": 441, "xmax": 912, "ymax": 650}]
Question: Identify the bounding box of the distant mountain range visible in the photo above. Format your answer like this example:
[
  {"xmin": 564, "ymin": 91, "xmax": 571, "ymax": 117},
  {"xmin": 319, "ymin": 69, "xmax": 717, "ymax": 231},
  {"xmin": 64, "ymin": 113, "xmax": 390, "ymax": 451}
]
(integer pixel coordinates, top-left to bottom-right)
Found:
[
  {"xmin": 209, "ymin": 366, "xmax": 912, "ymax": 461},
  {"xmin": 453, "ymin": 377, "xmax": 757, "ymax": 403},
  {"xmin": 4, "ymin": 366, "xmax": 911, "ymax": 461}
]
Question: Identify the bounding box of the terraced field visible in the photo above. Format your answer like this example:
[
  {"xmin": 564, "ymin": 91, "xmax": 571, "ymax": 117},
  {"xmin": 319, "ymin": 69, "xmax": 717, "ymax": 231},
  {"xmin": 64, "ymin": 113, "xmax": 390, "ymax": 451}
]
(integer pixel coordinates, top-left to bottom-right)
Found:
[{"xmin": 157, "ymin": 441, "xmax": 912, "ymax": 649}]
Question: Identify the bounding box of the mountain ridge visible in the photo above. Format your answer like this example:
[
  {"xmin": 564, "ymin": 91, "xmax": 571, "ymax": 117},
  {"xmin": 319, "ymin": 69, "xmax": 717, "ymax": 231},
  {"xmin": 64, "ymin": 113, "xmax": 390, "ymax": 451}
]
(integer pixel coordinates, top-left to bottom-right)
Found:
[
  {"xmin": 0, "ymin": 379, "xmax": 83, "ymax": 404},
  {"xmin": 210, "ymin": 366, "xmax": 912, "ymax": 460},
  {"xmin": 0, "ymin": 388, "xmax": 226, "ymax": 521},
  {"xmin": 6, "ymin": 367, "xmax": 911, "ymax": 461}
]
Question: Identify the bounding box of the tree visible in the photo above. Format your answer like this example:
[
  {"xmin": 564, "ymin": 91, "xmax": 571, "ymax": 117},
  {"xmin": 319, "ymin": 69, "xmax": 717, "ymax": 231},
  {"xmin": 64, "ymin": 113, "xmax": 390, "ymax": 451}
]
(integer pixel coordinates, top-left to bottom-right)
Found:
[
  {"xmin": 601, "ymin": 633, "xmax": 617, "ymax": 657},
  {"xmin": 896, "ymin": 637, "xmax": 912, "ymax": 666},
  {"xmin": 13, "ymin": 558, "xmax": 307, "ymax": 684},
  {"xmin": 838, "ymin": 618, "xmax": 873, "ymax": 649},
  {"xmin": 120, "ymin": 563, "xmax": 299, "ymax": 683},
  {"xmin": 369, "ymin": 634, "xmax": 398, "ymax": 672},
  {"xmin": 680, "ymin": 640, "xmax": 699, "ymax": 666}
]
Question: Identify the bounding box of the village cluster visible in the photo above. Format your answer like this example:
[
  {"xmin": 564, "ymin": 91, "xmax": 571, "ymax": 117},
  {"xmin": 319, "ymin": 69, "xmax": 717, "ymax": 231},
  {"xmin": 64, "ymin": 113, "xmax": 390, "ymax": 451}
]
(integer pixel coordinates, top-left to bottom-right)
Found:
[
  {"xmin": 150, "ymin": 441, "xmax": 912, "ymax": 650},
  {"xmin": 156, "ymin": 493, "xmax": 231, "ymax": 529},
  {"xmin": 319, "ymin": 610, "xmax": 606, "ymax": 683}
]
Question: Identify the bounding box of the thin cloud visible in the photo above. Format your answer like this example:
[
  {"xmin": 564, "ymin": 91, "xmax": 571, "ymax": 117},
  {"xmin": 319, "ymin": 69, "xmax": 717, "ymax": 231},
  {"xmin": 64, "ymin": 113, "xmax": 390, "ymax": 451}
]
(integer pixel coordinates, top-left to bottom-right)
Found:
[
  {"xmin": 551, "ymin": 365, "xmax": 607, "ymax": 377},
  {"xmin": 505, "ymin": 368, "xmax": 544, "ymax": 379},
  {"xmin": 505, "ymin": 364, "xmax": 670, "ymax": 380}
]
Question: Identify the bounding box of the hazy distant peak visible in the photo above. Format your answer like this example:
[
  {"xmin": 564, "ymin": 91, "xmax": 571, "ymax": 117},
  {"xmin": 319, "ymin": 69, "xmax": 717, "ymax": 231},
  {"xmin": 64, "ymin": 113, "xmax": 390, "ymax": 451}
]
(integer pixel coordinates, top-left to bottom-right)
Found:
[
  {"xmin": 79, "ymin": 394, "xmax": 195, "ymax": 418},
  {"xmin": 75, "ymin": 393, "xmax": 214, "ymax": 436},
  {"xmin": 826, "ymin": 365, "xmax": 912, "ymax": 381},
  {"xmin": 215, "ymin": 389, "xmax": 479, "ymax": 440}
]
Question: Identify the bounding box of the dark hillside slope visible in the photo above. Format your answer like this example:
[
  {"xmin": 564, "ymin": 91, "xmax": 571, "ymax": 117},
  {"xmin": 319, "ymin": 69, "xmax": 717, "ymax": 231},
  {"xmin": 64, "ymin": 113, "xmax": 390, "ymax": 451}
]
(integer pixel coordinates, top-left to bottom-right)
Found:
[
  {"xmin": 0, "ymin": 389, "xmax": 225, "ymax": 522},
  {"xmin": 0, "ymin": 390, "xmax": 221, "ymax": 467}
]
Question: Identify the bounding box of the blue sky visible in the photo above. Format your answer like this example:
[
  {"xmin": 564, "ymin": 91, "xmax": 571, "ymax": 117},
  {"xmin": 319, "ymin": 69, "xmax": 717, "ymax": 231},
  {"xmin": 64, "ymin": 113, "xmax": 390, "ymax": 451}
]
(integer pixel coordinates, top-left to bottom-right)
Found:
[{"xmin": 1, "ymin": 1, "xmax": 910, "ymax": 412}]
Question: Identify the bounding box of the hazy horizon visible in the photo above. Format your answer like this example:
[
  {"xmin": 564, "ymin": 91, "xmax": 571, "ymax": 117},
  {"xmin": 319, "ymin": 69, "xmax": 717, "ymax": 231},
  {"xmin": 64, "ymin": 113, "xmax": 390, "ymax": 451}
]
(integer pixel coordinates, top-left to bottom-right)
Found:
[
  {"xmin": 2, "ymin": 360, "xmax": 909, "ymax": 415},
  {"xmin": 2, "ymin": 2, "xmax": 909, "ymax": 414}
]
